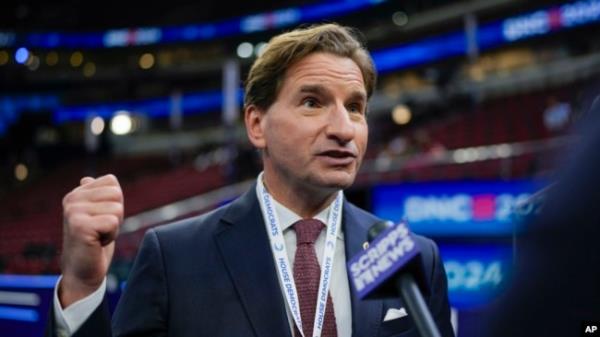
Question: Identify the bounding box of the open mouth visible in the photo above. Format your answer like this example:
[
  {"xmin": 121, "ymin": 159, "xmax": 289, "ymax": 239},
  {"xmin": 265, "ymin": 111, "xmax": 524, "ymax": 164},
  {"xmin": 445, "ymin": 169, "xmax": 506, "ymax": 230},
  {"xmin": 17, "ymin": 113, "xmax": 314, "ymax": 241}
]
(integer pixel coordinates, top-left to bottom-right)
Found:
[{"xmin": 317, "ymin": 149, "xmax": 357, "ymax": 165}]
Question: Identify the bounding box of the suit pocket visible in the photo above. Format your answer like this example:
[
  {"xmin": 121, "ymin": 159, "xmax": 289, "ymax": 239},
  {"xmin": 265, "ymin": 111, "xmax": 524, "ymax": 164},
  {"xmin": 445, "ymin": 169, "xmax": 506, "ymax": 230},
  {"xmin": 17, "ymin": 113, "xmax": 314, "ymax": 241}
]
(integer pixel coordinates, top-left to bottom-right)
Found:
[
  {"xmin": 378, "ymin": 299, "xmax": 416, "ymax": 336},
  {"xmin": 378, "ymin": 316, "xmax": 415, "ymax": 337}
]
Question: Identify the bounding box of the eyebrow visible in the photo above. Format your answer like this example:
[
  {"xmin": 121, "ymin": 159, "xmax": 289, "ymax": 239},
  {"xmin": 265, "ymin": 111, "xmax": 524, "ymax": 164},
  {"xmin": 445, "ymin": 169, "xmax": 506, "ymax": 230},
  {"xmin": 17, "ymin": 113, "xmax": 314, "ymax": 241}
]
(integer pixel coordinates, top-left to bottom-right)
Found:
[
  {"xmin": 299, "ymin": 84, "xmax": 327, "ymax": 96},
  {"xmin": 348, "ymin": 91, "xmax": 367, "ymax": 103},
  {"xmin": 298, "ymin": 84, "xmax": 367, "ymax": 102}
]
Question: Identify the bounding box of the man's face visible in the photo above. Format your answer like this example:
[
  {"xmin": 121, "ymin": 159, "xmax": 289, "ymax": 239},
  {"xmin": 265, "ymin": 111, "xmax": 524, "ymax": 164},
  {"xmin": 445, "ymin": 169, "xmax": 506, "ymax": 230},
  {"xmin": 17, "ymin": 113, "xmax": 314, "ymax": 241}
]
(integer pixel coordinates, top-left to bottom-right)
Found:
[{"xmin": 248, "ymin": 52, "xmax": 369, "ymax": 194}]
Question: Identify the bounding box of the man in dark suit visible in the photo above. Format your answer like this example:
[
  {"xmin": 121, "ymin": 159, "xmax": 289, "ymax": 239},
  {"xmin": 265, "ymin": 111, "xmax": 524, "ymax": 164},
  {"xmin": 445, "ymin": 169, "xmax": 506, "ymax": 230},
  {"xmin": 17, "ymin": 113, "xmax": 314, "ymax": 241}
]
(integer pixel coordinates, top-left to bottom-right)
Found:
[{"xmin": 49, "ymin": 23, "xmax": 454, "ymax": 337}]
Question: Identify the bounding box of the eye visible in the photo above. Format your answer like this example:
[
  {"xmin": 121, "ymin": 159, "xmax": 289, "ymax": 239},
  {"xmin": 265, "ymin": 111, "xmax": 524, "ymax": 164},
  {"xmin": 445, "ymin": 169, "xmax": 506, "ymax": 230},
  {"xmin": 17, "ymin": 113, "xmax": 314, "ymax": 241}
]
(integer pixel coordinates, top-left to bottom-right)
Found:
[
  {"xmin": 302, "ymin": 97, "xmax": 320, "ymax": 108},
  {"xmin": 347, "ymin": 102, "xmax": 364, "ymax": 115}
]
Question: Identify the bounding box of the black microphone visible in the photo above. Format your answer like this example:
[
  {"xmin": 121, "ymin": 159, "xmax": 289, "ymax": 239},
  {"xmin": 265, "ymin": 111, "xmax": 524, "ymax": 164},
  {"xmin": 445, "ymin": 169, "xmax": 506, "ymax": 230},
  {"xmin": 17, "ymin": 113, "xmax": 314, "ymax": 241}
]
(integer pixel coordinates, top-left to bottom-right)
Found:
[{"xmin": 348, "ymin": 220, "xmax": 442, "ymax": 337}]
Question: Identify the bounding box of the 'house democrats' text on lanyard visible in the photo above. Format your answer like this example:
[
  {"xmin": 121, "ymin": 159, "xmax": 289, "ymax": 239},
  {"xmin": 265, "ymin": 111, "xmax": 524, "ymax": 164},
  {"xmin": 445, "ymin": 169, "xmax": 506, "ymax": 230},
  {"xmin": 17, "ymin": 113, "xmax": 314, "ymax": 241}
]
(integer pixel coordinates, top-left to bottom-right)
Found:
[{"xmin": 257, "ymin": 174, "xmax": 343, "ymax": 337}]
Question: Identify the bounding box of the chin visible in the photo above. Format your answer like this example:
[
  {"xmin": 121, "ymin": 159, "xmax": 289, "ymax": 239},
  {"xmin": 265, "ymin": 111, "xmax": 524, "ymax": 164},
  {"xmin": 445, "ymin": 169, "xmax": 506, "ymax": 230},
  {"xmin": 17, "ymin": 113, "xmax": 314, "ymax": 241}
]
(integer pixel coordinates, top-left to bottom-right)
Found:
[{"xmin": 315, "ymin": 170, "xmax": 356, "ymax": 189}]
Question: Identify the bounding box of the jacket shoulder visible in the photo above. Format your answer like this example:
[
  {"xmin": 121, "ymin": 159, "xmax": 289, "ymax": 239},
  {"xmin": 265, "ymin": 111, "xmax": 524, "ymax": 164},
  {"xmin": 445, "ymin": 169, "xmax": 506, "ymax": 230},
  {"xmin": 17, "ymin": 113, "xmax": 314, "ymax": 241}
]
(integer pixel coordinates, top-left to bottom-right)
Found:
[
  {"xmin": 344, "ymin": 201, "xmax": 383, "ymax": 225},
  {"xmin": 150, "ymin": 203, "xmax": 230, "ymax": 241}
]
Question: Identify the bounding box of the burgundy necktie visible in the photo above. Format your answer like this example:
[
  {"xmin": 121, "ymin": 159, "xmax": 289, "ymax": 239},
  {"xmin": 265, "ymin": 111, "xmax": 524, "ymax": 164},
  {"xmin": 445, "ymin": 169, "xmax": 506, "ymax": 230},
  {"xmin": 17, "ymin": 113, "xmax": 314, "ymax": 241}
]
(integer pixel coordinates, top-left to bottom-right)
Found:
[{"xmin": 292, "ymin": 219, "xmax": 338, "ymax": 337}]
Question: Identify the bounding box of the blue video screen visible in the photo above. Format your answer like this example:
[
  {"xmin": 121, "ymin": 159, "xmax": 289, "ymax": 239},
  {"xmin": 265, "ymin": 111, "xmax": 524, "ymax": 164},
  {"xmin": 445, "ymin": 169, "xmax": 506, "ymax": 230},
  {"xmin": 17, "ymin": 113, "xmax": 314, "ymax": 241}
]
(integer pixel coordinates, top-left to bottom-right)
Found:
[
  {"xmin": 0, "ymin": 275, "xmax": 122, "ymax": 336},
  {"xmin": 372, "ymin": 180, "xmax": 544, "ymax": 237},
  {"xmin": 439, "ymin": 243, "xmax": 513, "ymax": 310}
]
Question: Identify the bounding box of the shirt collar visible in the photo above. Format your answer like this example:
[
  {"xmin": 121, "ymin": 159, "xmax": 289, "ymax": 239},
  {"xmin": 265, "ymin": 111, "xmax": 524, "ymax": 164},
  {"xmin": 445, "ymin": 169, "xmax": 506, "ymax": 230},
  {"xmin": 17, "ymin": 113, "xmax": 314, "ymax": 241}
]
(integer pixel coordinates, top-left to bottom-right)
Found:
[{"xmin": 256, "ymin": 173, "xmax": 344, "ymax": 239}]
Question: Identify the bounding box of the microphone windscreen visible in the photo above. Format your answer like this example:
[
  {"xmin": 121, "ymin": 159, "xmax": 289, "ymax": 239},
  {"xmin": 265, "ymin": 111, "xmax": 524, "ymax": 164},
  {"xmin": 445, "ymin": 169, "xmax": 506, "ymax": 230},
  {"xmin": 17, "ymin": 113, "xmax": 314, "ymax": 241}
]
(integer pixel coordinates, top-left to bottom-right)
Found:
[
  {"xmin": 348, "ymin": 220, "xmax": 430, "ymax": 299},
  {"xmin": 367, "ymin": 220, "xmax": 394, "ymax": 242}
]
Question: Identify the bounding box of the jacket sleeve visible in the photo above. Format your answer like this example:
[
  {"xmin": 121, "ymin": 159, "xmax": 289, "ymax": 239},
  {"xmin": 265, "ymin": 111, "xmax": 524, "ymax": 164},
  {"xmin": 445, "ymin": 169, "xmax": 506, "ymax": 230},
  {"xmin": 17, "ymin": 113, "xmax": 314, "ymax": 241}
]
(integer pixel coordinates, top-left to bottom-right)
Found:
[
  {"xmin": 45, "ymin": 296, "xmax": 112, "ymax": 337},
  {"xmin": 111, "ymin": 229, "xmax": 169, "ymax": 337},
  {"xmin": 45, "ymin": 229, "xmax": 170, "ymax": 337}
]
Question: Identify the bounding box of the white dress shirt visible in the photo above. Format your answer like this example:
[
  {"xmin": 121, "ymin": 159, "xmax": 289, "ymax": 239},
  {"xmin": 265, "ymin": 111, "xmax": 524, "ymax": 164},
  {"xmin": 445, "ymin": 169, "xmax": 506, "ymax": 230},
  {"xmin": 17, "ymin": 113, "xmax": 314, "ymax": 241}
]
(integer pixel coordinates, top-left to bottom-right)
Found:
[
  {"xmin": 54, "ymin": 179, "xmax": 352, "ymax": 336},
  {"xmin": 258, "ymin": 181, "xmax": 352, "ymax": 337},
  {"xmin": 53, "ymin": 276, "xmax": 106, "ymax": 337}
]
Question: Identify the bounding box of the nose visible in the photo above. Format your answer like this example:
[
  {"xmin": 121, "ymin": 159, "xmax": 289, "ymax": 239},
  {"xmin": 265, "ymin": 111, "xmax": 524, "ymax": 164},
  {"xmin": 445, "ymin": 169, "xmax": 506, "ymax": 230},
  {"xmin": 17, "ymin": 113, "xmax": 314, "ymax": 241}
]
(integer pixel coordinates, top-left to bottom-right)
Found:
[{"xmin": 325, "ymin": 103, "xmax": 355, "ymax": 145}]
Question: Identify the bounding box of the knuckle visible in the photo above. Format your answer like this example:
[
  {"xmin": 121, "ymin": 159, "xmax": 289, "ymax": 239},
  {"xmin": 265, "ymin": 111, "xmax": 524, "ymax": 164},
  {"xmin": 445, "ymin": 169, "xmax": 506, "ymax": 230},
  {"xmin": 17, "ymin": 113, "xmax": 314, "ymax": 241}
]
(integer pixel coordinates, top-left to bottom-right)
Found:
[
  {"xmin": 106, "ymin": 174, "xmax": 118, "ymax": 184},
  {"xmin": 63, "ymin": 203, "xmax": 74, "ymax": 216},
  {"xmin": 64, "ymin": 204, "xmax": 88, "ymax": 223},
  {"xmin": 109, "ymin": 215, "xmax": 120, "ymax": 227},
  {"xmin": 62, "ymin": 191, "xmax": 74, "ymax": 205},
  {"xmin": 115, "ymin": 203, "xmax": 124, "ymax": 214},
  {"xmin": 108, "ymin": 186, "xmax": 123, "ymax": 198},
  {"xmin": 68, "ymin": 214, "xmax": 87, "ymax": 231}
]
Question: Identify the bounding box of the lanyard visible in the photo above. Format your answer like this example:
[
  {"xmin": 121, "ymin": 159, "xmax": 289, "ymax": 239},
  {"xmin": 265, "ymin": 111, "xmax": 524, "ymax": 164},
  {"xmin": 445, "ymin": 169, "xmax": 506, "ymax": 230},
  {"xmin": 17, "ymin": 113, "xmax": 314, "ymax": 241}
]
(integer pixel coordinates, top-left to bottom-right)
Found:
[{"xmin": 257, "ymin": 174, "xmax": 342, "ymax": 337}]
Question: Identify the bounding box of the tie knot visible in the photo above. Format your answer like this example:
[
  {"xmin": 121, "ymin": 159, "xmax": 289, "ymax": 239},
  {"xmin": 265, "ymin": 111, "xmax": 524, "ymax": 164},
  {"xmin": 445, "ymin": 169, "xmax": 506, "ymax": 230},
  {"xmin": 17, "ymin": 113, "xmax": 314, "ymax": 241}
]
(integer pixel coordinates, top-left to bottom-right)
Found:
[{"xmin": 293, "ymin": 219, "xmax": 324, "ymax": 244}]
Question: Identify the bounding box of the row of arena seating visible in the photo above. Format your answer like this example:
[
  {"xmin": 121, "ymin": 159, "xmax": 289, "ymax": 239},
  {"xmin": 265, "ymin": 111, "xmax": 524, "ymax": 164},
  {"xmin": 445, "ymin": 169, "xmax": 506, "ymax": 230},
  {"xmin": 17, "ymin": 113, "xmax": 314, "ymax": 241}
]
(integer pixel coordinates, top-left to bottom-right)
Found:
[
  {"xmin": 357, "ymin": 85, "xmax": 575, "ymax": 183},
  {"xmin": 0, "ymin": 159, "xmax": 225, "ymax": 274},
  {"xmin": 426, "ymin": 89, "xmax": 568, "ymax": 149}
]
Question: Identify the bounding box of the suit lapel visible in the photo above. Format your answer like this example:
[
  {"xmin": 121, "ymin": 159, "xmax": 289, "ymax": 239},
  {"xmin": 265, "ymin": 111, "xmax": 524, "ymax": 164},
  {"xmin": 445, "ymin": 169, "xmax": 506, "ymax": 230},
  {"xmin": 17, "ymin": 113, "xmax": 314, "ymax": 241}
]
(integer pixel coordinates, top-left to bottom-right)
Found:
[
  {"xmin": 343, "ymin": 201, "xmax": 383, "ymax": 337},
  {"xmin": 215, "ymin": 187, "xmax": 292, "ymax": 337}
]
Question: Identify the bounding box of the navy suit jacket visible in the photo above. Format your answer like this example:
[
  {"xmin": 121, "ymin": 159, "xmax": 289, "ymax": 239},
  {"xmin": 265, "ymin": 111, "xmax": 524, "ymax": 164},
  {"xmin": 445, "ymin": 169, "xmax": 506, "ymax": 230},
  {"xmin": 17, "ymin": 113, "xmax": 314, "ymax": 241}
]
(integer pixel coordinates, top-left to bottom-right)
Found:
[{"xmin": 48, "ymin": 186, "xmax": 454, "ymax": 337}]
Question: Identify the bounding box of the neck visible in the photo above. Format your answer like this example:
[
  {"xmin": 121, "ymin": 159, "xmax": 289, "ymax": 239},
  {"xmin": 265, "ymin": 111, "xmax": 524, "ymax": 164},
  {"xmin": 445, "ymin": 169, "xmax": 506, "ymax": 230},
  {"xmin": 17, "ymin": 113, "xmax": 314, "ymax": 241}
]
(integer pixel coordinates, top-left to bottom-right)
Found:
[{"xmin": 261, "ymin": 171, "xmax": 338, "ymax": 219}]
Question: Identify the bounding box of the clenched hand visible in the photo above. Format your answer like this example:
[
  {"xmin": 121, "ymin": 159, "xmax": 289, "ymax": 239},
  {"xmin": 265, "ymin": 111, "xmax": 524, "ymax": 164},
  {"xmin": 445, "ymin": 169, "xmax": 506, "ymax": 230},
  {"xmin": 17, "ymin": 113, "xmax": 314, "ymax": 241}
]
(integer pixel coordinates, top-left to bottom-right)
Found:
[{"xmin": 59, "ymin": 174, "xmax": 123, "ymax": 308}]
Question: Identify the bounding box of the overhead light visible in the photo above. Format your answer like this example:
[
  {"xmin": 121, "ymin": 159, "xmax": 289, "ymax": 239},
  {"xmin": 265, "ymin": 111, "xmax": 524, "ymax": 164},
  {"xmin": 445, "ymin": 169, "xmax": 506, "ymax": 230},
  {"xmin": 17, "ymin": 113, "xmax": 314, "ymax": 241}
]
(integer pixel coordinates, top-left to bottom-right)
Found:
[
  {"xmin": 0, "ymin": 50, "xmax": 9, "ymax": 65},
  {"xmin": 237, "ymin": 42, "xmax": 253, "ymax": 58},
  {"xmin": 392, "ymin": 11, "xmax": 409, "ymax": 26},
  {"xmin": 468, "ymin": 64, "xmax": 485, "ymax": 81},
  {"xmin": 83, "ymin": 62, "xmax": 96, "ymax": 77},
  {"xmin": 70, "ymin": 51, "xmax": 83, "ymax": 67},
  {"xmin": 110, "ymin": 111, "xmax": 133, "ymax": 135},
  {"xmin": 46, "ymin": 51, "xmax": 59, "ymax": 66},
  {"xmin": 157, "ymin": 51, "xmax": 172, "ymax": 66},
  {"xmin": 139, "ymin": 53, "xmax": 155, "ymax": 69},
  {"xmin": 90, "ymin": 116, "xmax": 105, "ymax": 135},
  {"xmin": 255, "ymin": 42, "xmax": 268, "ymax": 57},
  {"xmin": 392, "ymin": 104, "xmax": 412, "ymax": 125},
  {"xmin": 14, "ymin": 163, "xmax": 28, "ymax": 181},
  {"xmin": 26, "ymin": 55, "xmax": 40, "ymax": 70},
  {"xmin": 15, "ymin": 47, "xmax": 30, "ymax": 64}
]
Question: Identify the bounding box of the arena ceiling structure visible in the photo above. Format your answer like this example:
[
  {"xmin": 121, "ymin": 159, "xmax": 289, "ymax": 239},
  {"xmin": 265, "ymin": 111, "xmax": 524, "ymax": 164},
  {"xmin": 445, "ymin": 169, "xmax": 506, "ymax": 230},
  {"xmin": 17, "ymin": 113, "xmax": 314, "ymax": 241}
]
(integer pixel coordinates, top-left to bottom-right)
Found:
[{"xmin": 0, "ymin": 0, "xmax": 598, "ymax": 191}]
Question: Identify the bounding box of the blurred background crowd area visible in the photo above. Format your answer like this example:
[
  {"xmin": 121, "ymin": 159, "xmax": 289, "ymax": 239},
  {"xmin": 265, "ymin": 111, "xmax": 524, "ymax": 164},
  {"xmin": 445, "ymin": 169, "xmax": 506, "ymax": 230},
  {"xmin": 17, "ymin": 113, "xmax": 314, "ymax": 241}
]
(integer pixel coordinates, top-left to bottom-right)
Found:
[{"xmin": 0, "ymin": 0, "xmax": 599, "ymax": 280}]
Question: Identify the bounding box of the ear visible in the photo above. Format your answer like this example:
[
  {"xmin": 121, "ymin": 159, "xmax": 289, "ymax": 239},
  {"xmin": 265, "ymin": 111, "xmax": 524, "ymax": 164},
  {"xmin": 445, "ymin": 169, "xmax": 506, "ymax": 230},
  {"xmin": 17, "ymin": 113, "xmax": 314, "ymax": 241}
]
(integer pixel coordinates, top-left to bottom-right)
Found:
[{"xmin": 244, "ymin": 104, "xmax": 266, "ymax": 149}]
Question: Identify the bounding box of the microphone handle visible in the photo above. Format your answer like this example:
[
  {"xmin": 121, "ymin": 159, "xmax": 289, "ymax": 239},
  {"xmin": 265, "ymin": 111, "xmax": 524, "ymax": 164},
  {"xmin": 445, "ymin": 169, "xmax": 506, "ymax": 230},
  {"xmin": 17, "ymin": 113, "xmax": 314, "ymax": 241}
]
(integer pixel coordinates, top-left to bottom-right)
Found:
[{"xmin": 397, "ymin": 274, "xmax": 442, "ymax": 337}]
